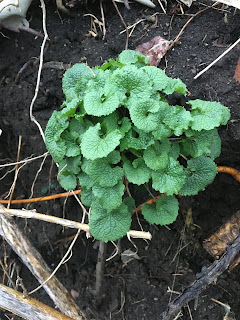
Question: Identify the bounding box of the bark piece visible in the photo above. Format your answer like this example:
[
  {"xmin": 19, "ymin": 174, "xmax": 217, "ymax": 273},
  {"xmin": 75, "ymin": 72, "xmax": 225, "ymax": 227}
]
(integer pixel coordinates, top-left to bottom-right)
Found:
[
  {"xmin": 0, "ymin": 204, "xmax": 86, "ymax": 320},
  {"xmin": 203, "ymin": 210, "xmax": 240, "ymax": 258},
  {"xmin": 0, "ymin": 284, "xmax": 74, "ymax": 320}
]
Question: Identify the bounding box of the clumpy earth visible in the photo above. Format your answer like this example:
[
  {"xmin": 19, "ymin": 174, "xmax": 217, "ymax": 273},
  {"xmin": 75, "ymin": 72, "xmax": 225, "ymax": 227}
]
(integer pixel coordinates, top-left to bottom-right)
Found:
[{"xmin": 0, "ymin": 0, "xmax": 240, "ymax": 319}]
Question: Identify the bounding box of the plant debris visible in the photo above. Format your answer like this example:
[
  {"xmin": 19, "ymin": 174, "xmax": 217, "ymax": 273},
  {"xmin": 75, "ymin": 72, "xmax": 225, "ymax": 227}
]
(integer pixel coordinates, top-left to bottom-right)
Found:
[
  {"xmin": 203, "ymin": 210, "xmax": 240, "ymax": 268},
  {"xmin": 233, "ymin": 56, "xmax": 240, "ymax": 85},
  {"xmin": 135, "ymin": 36, "xmax": 171, "ymax": 66}
]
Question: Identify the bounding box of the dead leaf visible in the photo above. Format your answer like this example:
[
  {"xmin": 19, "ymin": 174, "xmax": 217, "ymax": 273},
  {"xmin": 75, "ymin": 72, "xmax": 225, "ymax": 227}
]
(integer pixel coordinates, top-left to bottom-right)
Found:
[{"xmin": 136, "ymin": 36, "xmax": 171, "ymax": 67}]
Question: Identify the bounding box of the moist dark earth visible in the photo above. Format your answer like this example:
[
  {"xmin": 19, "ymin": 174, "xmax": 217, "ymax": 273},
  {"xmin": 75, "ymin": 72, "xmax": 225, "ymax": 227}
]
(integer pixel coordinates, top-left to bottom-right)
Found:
[{"xmin": 0, "ymin": 1, "xmax": 240, "ymax": 319}]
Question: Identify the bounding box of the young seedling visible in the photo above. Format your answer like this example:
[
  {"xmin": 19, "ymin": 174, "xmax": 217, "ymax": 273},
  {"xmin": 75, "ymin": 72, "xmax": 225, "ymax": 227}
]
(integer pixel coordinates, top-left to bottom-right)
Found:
[{"xmin": 45, "ymin": 50, "xmax": 230, "ymax": 242}]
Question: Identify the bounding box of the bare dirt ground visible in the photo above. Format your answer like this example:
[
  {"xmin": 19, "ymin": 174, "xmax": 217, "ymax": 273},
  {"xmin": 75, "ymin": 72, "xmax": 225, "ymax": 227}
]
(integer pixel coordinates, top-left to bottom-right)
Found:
[{"xmin": 0, "ymin": 1, "xmax": 240, "ymax": 319}]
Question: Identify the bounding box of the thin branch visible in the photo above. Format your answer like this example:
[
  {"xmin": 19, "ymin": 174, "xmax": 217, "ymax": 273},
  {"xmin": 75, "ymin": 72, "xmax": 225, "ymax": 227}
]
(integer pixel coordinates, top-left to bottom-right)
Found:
[{"xmin": 95, "ymin": 241, "xmax": 107, "ymax": 305}]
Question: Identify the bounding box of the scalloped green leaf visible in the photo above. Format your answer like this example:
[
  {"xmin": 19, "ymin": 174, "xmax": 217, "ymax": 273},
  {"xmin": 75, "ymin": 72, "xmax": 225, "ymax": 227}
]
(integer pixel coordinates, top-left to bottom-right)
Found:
[
  {"xmin": 101, "ymin": 113, "xmax": 118, "ymax": 133},
  {"xmin": 120, "ymin": 127, "xmax": 154, "ymax": 151},
  {"xmin": 67, "ymin": 117, "xmax": 93, "ymax": 144},
  {"xmin": 206, "ymin": 130, "xmax": 221, "ymax": 159},
  {"xmin": 84, "ymin": 70, "xmax": 120, "ymax": 116},
  {"xmin": 62, "ymin": 63, "xmax": 94, "ymax": 101},
  {"xmin": 111, "ymin": 65, "xmax": 152, "ymax": 100},
  {"xmin": 78, "ymin": 172, "xmax": 94, "ymax": 188},
  {"xmin": 45, "ymin": 111, "xmax": 69, "ymax": 163},
  {"xmin": 124, "ymin": 197, "xmax": 135, "ymax": 213},
  {"xmin": 152, "ymin": 123, "xmax": 173, "ymax": 141},
  {"xmin": 143, "ymin": 140, "xmax": 171, "ymax": 171},
  {"xmin": 59, "ymin": 155, "xmax": 81, "ymax": 175},
  {"xmin": 119, "ymin": 117, "xmax": 131, "ymax": 136},
  {"xmin": 84, "ymin": 153, "xmax": 123, "ymax": 187},
  {"xmin": 181, "ymin": 128, "xmax": 221, "ymax": 158},
  {"xmin": 89, "ymin": 201, "xmax": 131, "ymax": 242},
  {"xmin": 60, "ymin": 98, "xmax": 81, "ymax": 118},
  {"xmin": 180, "ymin": 155, "xmax": 218, "ymax": 196},
  {"xmin": 60, "ymin": 130, "xmax": 81, "ymax": 157},
  {"xmin": 142, "ymin": 195, "xmax": 179, "ymax": 225},
  {"xmin": 189, "ymin": 99, "xmax": 231, "ymax": 131},
  {"xmin": 152, "ymin": 158, "xmax": 185, "ymax": 195},
  {"xmin": 81, "ymin": 187, "xmax": 95, "ymax": 206},
  {"xmin": 129, "ymin": 99, "xmax": 161, "ymax": 132},
  {"xmin": 163, "ymin": 105, "xmax": 192, "ymax": 136},
  {"xmin": 58, "ymin": 171, "xmax": 77, "ymax": 190},
  {"xmin": 118, "ymin": 50, "xmax": 149, "ymax": 65},
  {"xmin": 84, "ymin": 89, "xmax": 120, "ymax": 116},
  {"xmin": 92, "ymin": 181, "xmax": 125, "ymax": 211},
  {"xmin": 163, "ymin": 78, "xmax": 187, "ymax": 95},
  {"xmin": 81, "ymin": 123, "xmax": 122, "ymax": 160},
  {"xmin": 141, "ymin": 66, "xmax": 169, "ymax": 91},
  {"xmin": 123, "ymin": 158, "xmax": 152, "ymax": 185}
]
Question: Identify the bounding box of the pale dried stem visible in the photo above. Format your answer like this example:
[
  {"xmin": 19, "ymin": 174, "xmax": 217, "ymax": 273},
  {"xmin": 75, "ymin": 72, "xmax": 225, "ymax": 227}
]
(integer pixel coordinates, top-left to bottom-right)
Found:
[
  {"xmin": 28, "ymin": 229, "xmax": 81, "ymax": 295},
  {"xmin": 194, "ymin": 36, "xmax": 240, "ymax": 79},
  {"xmin": 29, "ymin": 152, "xmax": 48, "ymax": 199},
  {"xmin": 0, "ymin": 205, "xmax": 152, "ymax": 240},
  {"xmin": 0, "ymin": 152, "xmax": 49, "ymax": 168},
  {"xmin": 29, "ymin": 0, "xmax": 49, "ymax": 142},
  {"xmin": 7, "ymin": 135, "xmax": 22, "ymax": 208},
  {"xmin": 0, "ymin": 166, "xmax": 16, "ymax": 180},
  {"xmin": 112, "ymin": 0, "xmax": 129, "ymax": 50},
  {"xmin": 157, "ymin": 0, "xmax": 166, "ymax": 14},
  {"xmin": 100, "ymin": 1, "xmax": 106, "ymax": 40},
  {"xmin": 4, "ymin": 162, "xmax": 27, "ymax": 201}
]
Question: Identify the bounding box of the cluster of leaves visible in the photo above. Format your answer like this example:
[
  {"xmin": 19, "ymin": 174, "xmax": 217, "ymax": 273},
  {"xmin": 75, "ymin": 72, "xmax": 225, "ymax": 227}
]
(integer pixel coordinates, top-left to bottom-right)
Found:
[{"xmin": 45, "ymin": 50, "xmax": 230, "ymax": 242}]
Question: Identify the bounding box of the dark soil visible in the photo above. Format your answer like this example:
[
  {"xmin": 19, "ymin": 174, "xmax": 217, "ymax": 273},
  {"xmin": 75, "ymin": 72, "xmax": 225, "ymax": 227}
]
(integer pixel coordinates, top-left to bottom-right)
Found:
[{"xmin": 1, "ymin": 1, "xmax": 240, "ymax": 319}]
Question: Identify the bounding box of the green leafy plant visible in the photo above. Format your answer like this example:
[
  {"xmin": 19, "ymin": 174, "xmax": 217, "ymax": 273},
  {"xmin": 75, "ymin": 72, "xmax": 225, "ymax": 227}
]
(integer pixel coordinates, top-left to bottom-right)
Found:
[{"xmin": 45, "ymin": 50, "xmax": 230, "ymax": 242}]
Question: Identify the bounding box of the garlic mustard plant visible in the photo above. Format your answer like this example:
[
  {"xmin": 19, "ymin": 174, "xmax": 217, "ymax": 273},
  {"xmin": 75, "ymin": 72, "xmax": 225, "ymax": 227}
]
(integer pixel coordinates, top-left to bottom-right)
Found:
[{"xmin": 45, "ymin": 50, "xmax": 230, "ymax": 242}]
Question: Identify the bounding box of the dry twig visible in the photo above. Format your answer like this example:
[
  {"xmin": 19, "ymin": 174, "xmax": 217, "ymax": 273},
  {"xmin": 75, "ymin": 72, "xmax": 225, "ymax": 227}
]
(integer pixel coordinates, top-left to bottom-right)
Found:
[
  {"xmin": 159, "ymin": 233, "xmax": 240, "ymax": 320},
  {"xmin": 168, "ymin": 2, "xmax": 219, "ymax": 51},
  {"xmin": 112, "ymin": 0, "xmax": 129, "ymax": 50}
]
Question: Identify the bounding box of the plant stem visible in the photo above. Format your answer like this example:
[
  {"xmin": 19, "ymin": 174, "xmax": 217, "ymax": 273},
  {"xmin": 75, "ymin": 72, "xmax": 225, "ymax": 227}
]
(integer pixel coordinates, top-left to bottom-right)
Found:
[{"xmin": 95, "ymin": 241, "xmax": 107, "ymax": 305}]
